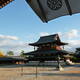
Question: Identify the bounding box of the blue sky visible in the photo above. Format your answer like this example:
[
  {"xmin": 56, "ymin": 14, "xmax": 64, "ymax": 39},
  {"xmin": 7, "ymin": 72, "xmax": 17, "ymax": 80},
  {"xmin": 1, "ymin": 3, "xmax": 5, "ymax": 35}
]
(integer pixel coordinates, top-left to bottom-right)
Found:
[{"xmin": 0, "ymin": 0, "xmax": 80, "ymax": 55}]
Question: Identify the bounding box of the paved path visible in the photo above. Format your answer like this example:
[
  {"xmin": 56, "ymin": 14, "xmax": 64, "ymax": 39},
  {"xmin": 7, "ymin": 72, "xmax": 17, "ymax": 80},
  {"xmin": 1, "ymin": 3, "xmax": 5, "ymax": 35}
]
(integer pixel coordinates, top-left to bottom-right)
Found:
[{"xmin": 0, "ymin": 63, "xmax": 80, "ymax": 80}]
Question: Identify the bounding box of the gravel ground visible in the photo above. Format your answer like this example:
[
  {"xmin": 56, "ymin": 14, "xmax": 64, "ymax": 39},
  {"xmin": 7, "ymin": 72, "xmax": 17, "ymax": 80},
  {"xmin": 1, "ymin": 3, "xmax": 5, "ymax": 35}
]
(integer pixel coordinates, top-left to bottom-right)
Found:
[{"xmin": 0, "ymin": 63, "xmax": 80, "ymax": 80}]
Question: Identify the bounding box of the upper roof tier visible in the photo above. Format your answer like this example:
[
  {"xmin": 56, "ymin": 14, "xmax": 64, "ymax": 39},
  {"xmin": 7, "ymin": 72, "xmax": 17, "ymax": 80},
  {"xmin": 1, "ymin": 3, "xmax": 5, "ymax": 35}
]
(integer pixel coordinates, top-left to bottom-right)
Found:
[{"xmin": 29, "ymin": 34, "xmax": 68, "ymax": 46}]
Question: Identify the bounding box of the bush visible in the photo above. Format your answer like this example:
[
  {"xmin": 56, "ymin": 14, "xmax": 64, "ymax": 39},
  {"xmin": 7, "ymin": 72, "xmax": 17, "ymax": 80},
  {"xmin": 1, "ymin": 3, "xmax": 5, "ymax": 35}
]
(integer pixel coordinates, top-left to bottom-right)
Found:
[{"xmin": 71, "ymin": 56, "xmax": 80, "ymax": 62}]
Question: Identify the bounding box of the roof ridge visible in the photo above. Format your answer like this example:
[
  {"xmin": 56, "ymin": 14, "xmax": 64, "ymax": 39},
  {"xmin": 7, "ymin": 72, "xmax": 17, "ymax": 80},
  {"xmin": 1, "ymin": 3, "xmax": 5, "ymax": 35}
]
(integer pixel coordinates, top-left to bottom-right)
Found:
[{"xmin": 40, "ymin": 34, "xmax": 58, "ymax": 38}]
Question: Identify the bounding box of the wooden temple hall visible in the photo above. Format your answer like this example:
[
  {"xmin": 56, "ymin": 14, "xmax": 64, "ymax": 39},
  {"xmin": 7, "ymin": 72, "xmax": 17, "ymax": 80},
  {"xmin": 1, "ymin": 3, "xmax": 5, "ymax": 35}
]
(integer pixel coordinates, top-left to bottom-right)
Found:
[
  {"xmin": 24, "ymin": 34, "xmax": 74, "ymax": 70},
  {"xmin": 25, "ymin": 34, "xmax": 74, "ymax": 66}
]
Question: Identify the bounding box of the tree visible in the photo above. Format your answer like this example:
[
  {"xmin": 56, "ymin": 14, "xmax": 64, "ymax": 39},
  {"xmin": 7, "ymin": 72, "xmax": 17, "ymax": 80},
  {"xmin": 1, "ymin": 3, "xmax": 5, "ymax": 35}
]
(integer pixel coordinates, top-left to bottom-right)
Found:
[
  {"xmin": 7, "ymin": 51, "xmax": 14, "ymax": 56},
  {"xmin": 20, "ymin": 50, "xmax": 25, "ymax": 57},
  {"xmin": 0, "ymin": 51, "xmax": 5, "ymax": 57}
]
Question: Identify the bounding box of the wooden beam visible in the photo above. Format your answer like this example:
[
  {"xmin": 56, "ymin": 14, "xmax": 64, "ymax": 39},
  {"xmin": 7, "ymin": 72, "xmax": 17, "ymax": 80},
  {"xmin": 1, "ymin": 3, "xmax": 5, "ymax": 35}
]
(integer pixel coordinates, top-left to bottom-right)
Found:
[
  {"xmin": 64, "ymin": 0, "xmax": 72, "ymax": 15},
  {"xmin": 37, "ymin": 0, "xmax": 48, "ymax": 23},
  {"xmin": 0, "ymin": 0, "xmax": 14, "ymax": 9}
]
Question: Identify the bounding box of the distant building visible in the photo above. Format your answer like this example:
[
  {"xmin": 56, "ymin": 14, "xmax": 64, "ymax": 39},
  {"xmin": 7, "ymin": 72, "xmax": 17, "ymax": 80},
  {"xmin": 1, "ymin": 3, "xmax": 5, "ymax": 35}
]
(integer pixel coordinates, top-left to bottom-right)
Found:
[{"xmin": 0, "ymin": 56, "xmax": 26, "ymax": 64}]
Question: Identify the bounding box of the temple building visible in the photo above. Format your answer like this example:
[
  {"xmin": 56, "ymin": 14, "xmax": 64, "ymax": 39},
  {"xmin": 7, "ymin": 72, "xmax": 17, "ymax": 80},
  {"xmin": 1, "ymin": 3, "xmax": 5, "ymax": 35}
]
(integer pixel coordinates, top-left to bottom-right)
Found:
[
  {"xmin": 25, "ymin": 34, "xmax": 70, "ymax": 62},
  {"xmin": 0, "ymin": 56, "xmax": 26, "ymax": 64}
]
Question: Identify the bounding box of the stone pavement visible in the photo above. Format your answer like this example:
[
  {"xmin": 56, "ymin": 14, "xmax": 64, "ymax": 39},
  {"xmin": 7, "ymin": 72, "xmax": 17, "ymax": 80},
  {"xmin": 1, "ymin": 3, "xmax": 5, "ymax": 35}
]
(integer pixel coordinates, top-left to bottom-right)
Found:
[{"xmin": 0, "ymin": 63, "xmax": 80, "ymax": 80}]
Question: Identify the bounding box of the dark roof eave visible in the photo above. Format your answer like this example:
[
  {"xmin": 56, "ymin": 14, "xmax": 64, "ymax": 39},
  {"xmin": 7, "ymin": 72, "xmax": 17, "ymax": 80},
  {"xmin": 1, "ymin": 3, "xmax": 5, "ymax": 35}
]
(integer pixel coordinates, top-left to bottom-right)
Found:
[
  {"xmin": 29, "ymin": 42, "xmax": 68, "ymax": 46},
  {"xmin": 24, "ymin": 49, "xmax": 69, "ymax": 55},
  {"xmin": 59, "ymin": 42, "xmax": 68, "ymax": 45}
]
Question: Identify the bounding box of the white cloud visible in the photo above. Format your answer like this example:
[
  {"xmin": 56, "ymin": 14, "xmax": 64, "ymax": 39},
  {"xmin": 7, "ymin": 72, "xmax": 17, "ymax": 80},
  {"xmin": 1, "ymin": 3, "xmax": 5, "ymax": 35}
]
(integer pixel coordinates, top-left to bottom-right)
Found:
[
  {"xmin": 40, "ymin": 32, "xmax": 49, "ymax": 37},
  {"xmin": 67, "ymin": 40, "xmax": 80, "ymax": 46},
  {"xmin": 0, "ymin": 34, "xmax": 19, "ymax": 47},
  {"xmin": 57, "ymin": 29, "xmax": 79, "ymax": 40},
  {"xmin": 64, "ymin": 40, "xmax": 80, "ymax": 52},
  {"xmin": 56, "ymin": 29, "xmax": 80, "ymax": 52},
  {"xmin": 0, "ymin": 34, "xmax": 19, "ymax": 40},
  {"xmin": 0, "ymin": 39, "xmax": 32, "ymax": 56},
  {"xmin": 0, "ymin": 34, "xmax": 31, "ymax": 55},
  {"xmin": 65, "ymin": 29, "xmax": 79, "ymax": 39}
]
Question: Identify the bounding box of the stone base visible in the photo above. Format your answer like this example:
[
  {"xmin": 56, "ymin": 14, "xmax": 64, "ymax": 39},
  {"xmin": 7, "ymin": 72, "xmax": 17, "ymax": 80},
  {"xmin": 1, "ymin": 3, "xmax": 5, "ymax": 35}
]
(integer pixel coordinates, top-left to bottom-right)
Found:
[{"xmin": 56, "ymin": 66, "xmax": 64, "ymax": 71}]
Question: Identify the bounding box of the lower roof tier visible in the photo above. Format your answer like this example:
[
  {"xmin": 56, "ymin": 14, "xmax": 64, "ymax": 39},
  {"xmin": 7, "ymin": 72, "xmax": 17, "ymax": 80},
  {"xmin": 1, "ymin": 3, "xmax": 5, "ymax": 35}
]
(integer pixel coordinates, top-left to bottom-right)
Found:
[{"xmin": 24, "ymin": 49, "xmax": 70, "ymax": 56}]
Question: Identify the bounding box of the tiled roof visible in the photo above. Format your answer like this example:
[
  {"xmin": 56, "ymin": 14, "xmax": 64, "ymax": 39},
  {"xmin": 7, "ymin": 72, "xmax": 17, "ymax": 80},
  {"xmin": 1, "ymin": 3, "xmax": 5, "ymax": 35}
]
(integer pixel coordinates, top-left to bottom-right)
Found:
[
  {"xmin": 29, "ymin": 34, "xmax": 68, "ymax": 46},
  {"xmin": 0, "ymin": 57, "xmax": 25, "ymax": 61}
]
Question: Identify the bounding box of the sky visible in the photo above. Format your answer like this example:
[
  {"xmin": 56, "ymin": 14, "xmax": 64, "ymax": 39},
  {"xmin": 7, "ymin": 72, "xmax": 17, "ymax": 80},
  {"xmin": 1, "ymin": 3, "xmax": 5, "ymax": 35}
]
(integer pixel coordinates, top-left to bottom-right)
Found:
[{"xmin": 0, "ymin": 0, "xmax": 80, "ymax": 55}]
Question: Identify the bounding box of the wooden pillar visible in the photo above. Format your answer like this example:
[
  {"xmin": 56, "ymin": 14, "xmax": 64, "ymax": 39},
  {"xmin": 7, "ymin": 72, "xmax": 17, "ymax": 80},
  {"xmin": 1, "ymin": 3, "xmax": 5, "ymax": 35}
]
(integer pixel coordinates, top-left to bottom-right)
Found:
[
  {"xmin": 63, "ymin": 46, "xmax": 64, "ymax": 49},
  {"xmin": 34, "ymin": 46, "xmax": 35, "ymax": 51}
]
